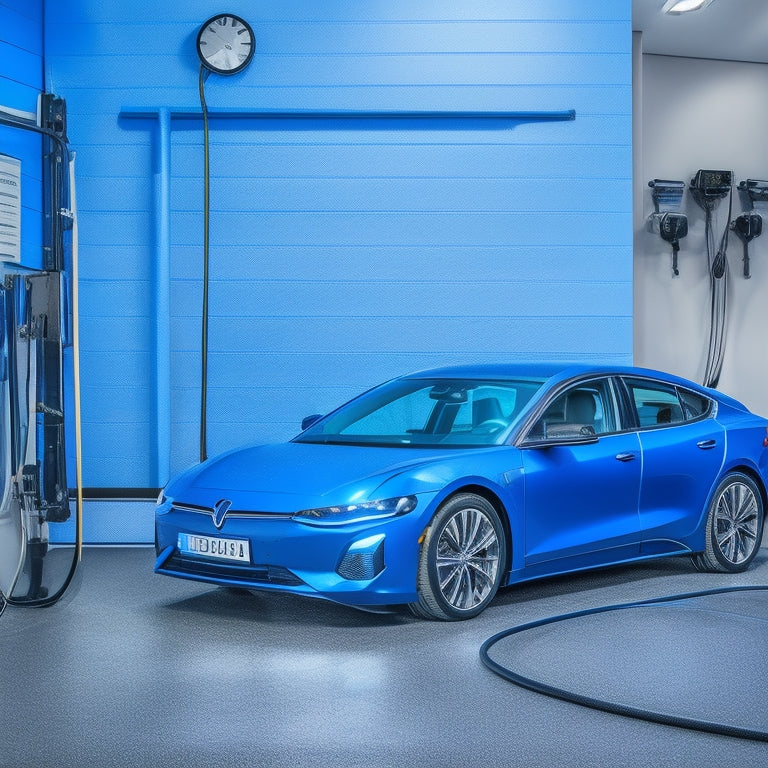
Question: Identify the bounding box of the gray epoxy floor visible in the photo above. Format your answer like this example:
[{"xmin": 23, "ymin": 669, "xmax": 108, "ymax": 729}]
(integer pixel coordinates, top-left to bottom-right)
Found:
[{"xmin": 1, "ymin": 545, "xmax": 768, "ymax": 768}]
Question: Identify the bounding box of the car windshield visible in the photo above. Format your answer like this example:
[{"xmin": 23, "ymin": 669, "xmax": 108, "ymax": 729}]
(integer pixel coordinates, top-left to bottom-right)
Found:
[{"xmin": 294, "ymin": 377, "xmax": 546, "ymax": 448}]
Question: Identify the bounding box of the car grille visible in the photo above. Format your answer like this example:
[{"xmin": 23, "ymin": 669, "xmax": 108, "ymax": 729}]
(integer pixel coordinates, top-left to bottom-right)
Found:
[
  {"xmin": 163, "ymin": 552, "xmax": 305, "ymax": 587},
  {"xmin": 172, "ymin": 502, "xmax": 293, "ymax": 521},
  {"xmin": 337, "ymin": 541, "xmax": 385, "ymax": 581}
]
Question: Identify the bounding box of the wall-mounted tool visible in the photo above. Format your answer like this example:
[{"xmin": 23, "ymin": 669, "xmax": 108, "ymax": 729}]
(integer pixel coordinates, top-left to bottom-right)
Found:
[
  {"xmin": 652, "ymin": 212, "xmax": 689, "ymax": 276},
  {"xmin": 691, "ymin": 169, "xmax": 732, "ymax": 203},
  {"xmin": 648, "ymin": 180, "xmax": 688, "ymax": 275},
  {"xmin": 731, "ymin": 213, "xmax": 762, "ymax": 278},
  {"xmin": 734, "ymin": 180, "xmax": 767, "ymax": 278},
  {"xmin": 737, "ymin": 179, "xmax": 768, "ymax": 207}
]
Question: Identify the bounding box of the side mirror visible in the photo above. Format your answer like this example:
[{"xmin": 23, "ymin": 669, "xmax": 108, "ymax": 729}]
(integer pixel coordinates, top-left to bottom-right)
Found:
[
  {"xmin": 521, "ymin": 422, "xmax": 598, "ymax": 449},
  {"xmin": 301, "ymin": 414, "xmax": 323, "ymax": 431}
]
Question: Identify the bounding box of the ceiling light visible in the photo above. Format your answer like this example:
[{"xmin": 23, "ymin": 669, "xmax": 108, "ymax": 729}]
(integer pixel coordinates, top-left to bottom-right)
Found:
[{"xmin": 662, "ymin": 0, "xmax": 716, "ymax": 14}]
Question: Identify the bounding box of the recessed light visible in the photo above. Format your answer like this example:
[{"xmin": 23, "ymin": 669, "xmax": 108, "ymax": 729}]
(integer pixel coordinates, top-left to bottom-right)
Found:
[{"xmin": 662, "ymin": 0, "xmax": 716, "ymax": 14}]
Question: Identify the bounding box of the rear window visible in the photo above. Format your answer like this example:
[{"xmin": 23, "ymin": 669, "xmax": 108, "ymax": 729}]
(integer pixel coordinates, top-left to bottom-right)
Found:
[
  {"xmin": 679, "ymin": 388, "xmax": 714, "ymax": 419},
  {"xmin": 623, "ymin": 378, "xmax": 713, "ymax": 428}
]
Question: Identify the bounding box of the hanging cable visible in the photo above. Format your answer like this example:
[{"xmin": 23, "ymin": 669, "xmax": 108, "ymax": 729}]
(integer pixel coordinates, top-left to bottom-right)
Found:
[
  {"xmin": 198, "ymin": 65, "xmax": 210, "ymax": 463},
  {"xmin": 690, "ymin": 173, "xmax": 732, "ymax": 389},
  {"xmin": 703, "ymin": 188, "xmax": 731, "ymax": 388}
]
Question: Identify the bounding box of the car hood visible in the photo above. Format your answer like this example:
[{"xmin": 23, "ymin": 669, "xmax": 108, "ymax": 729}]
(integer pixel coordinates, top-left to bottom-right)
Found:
[{"xmin": 166, "ymin": 441, "xmax": 486, "ymax": 513}]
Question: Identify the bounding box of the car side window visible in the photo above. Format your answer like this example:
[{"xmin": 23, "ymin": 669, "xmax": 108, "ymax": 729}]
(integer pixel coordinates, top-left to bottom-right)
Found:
[
  {"xmin": 529, "ymin": 379, "xmax": 617, "ymax": 439},
  {"xmin": 623, "ymin": 378, "xmax": 708, "ymax": 428},
  {"xmin": 678, "ymin": 388, "xmax": 714, "ymax": 420}
]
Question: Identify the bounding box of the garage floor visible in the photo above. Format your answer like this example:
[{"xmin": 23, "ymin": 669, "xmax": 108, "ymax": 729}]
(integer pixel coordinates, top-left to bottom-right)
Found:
[{"xmin": 1, "ymin": 542, "xmax": 767, "ymax": 768}]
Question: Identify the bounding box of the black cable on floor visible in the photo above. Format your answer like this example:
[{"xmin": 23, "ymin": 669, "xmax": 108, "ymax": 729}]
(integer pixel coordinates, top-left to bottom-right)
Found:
[{"xmin": 480, "ymin": 586, "xmax": 768, "ymax": 742}]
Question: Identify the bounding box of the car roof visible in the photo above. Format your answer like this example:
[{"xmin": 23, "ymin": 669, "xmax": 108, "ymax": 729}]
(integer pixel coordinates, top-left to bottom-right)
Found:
[
  {"xmin": 401, "ymin": 362, "xmax": 736, "ymax": 403},
  {"xmin": 402, "ymin": 362, "xmax": 647, "ymax": 381},
  {"xmin": 403, "ymin": 362, "xmax": 568, "ymax": 380}
]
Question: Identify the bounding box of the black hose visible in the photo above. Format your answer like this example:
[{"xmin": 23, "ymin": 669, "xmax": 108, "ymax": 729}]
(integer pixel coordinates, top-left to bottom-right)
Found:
[
  {"xmin": 198, "ymin": 65, "xmax": 210, "ymax": 463},
  {"xmin": 480, "ymin": 585, "xmax": 768, "ymax": 742},
  {"xmin": 702, "ymin": 186, "xmax": 732, "ymax": 389}
]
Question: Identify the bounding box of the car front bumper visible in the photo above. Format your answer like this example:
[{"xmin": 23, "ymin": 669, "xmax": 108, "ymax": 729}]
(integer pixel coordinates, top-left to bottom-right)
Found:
[{"xmin": 154, "ymin": 498, "xmax": 436, "ymax": 607}]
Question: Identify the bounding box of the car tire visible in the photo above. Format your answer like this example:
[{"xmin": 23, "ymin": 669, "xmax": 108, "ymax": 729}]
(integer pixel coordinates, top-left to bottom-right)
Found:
[
  {"xmin": 692, "ymin": 472, "xmax": 764, "ymax": 573},
  {"xmin": 409, "ymin": 493, "xmax": 506, "ymax": 621}
]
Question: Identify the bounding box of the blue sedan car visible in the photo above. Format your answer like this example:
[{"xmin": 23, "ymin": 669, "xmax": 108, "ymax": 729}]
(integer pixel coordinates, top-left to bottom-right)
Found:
[{"xmin": 155, "ymin": 364, "xmax": 767, "ymax": 620}]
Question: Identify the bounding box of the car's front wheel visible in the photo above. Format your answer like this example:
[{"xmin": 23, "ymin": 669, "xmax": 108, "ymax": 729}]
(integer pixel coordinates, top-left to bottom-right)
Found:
[
  {"xmin": 410, "ymin": 493, "xmax": 506, "ymax": 620},
  {"xmin": 692, "ymin": 472, "xmax": 764, "ymax": 573}
]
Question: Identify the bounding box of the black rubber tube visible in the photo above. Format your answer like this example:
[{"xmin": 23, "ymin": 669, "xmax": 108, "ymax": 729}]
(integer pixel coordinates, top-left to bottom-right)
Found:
[
  {"xmin": 198, "ymin": 65, "xmax": 210, "ymax": 464},
  {"xmin": 480, "ymin": 586, "xmax": 768, "ymax": 742}
]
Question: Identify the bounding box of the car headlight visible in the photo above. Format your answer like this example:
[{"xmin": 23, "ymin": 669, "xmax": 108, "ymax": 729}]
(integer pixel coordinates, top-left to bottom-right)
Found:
[
  {"xmin": 156, "ymin": 488, "xmax": 172, "ymax": 514},
  {"xmin": 293, "ymin": 495, "xmax": 417, "ymax": 526}
]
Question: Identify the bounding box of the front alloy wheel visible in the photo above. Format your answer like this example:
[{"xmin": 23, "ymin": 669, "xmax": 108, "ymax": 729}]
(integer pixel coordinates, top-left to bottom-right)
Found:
[
  {"xmin": 410, "ymin": 493, "xmax": 506, "ymax": 620},
  {"xmin": 693, "ymin": 472, "xmax": 764, "ymax": 573}
]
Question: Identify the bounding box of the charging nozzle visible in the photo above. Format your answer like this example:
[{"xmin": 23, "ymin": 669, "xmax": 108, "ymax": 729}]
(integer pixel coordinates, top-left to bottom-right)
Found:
[
  {"xmin": 731, "ymin": 213, "xmax": 762, "ymax": 278},
  {"xmin": 648, "ymin": 212, "xmax": 688, "ymax": 276},
  {"xmin": 648, "ymin": 180, "xmax": 688, "ymax": 276}
]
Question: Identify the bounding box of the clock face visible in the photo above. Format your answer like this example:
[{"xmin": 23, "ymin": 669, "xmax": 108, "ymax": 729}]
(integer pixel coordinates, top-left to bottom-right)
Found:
[{"xmin": 197, "ymin": 14, "xmax": 254, "ymax": 75}]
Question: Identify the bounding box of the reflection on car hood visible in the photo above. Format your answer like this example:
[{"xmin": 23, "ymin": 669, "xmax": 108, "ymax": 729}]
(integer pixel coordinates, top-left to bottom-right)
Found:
[{"xmin": 169, "ymin": 442, "xmax": 479, "ymax": 512}]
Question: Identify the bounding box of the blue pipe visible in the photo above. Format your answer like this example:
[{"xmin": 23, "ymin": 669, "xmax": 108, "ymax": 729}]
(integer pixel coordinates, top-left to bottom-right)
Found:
[{"xmin": 153, "ymin": 108, "xmax": 171, "ymax": 487}]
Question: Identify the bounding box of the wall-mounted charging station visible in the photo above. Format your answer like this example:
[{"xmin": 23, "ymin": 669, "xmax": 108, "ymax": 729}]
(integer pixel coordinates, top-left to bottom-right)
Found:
[
  {"xmin": 0, "ymin": 95, "xmax": 81, "ymax": 610},
  {"xmin": 646, "ymin": 169, "xmax": 768, "ymax": 390}
]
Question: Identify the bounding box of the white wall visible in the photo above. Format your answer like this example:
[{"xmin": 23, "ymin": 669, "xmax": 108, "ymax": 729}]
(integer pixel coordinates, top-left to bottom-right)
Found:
[{"xmin": 635, "ymin": 52, "xmax": 768, "ymax": 415}]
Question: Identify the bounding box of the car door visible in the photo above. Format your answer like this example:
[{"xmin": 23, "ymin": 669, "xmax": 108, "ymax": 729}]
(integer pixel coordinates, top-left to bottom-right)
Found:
[
  {"xmin": 519, "ymin": 377, "xmax": 642, "ymax": 567},
  {"xmin": 621, "ymin": 377, "xmax": 725, "ymax": 553}
]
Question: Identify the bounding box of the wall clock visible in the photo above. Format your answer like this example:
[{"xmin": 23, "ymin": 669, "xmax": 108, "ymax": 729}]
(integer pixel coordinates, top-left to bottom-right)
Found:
[{"xmin": 196, "ymin": 14, "xmax": 254, "ymax": 75}]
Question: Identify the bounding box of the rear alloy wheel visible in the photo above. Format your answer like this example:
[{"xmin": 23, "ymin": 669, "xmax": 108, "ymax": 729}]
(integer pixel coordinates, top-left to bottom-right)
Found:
[
  {"xmin": 693, "ymin": 472, "xmax": 764, "ymax": 573},
  {"xmin": 410, "ymin": 493, "xmax": 505, "ymax": 620}
]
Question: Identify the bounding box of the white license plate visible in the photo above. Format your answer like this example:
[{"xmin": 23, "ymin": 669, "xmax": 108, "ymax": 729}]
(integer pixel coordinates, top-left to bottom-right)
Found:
[{"xmin": 177, "ymin": 533, "xmax": 250, "ymax": 563}]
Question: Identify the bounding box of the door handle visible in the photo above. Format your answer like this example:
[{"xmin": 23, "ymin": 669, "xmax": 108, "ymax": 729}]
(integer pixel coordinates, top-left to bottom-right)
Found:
[
  {"xmin": 697, "ymin": 439, "xmax": 717, "ymax": 450},
  {"xmin": 615, "ymin": 452, "xmax": 636, "ymax": 462}
]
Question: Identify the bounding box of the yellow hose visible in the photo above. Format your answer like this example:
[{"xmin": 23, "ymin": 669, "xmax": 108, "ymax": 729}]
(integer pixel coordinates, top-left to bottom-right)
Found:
[{"xmin": 69, "ymin": 154, "xmax": 83, "ymax": 561}]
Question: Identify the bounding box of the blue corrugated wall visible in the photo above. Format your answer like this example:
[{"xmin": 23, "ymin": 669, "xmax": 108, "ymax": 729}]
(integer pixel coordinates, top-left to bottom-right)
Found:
[
  {"xmin": 0, "ymin": 0, "xmax": 43, "ymax": 271},
  {"xmin": 42, "ymin": 0, "xmax": 633, "ymax": 489}
]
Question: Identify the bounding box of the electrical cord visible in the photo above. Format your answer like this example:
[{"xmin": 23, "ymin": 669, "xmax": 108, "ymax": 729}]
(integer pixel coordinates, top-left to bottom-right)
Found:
[
  {"xmin": 480, "ymin": 585, "xmax": 768, "ymax": 742},
  {"xmin": 701, "ymin": 186, "xmax": 732, "ymax": 389},
  {"xmin": 198, "ymin": 65, "xmax": 210, "ymax": 463}
]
